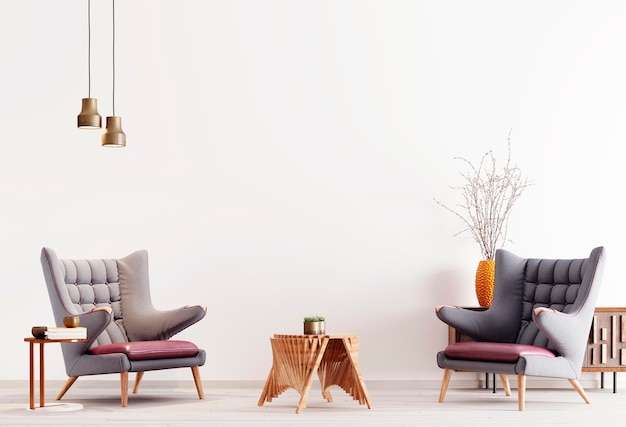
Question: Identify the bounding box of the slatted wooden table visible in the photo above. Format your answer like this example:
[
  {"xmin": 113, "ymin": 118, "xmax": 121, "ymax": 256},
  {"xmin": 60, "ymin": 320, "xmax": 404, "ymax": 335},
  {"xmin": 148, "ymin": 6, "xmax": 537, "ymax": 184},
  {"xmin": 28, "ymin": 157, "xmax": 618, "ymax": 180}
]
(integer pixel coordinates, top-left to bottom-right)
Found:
[{"xmin": 258, "ymin": 334, "xmax": 373, "ymax": 413}]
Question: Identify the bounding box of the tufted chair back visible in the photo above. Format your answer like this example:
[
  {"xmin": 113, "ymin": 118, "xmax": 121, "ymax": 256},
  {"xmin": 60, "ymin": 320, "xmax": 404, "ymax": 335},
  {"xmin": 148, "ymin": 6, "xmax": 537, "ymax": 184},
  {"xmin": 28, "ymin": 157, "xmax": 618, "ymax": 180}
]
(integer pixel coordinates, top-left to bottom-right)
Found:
[
  {"xmin": 57, "ymin": 257, "xmax": 129, "ymax": 346},
  {"xmin": 516, "ymin": 257, "xmax": 588, "ymax": 350}
]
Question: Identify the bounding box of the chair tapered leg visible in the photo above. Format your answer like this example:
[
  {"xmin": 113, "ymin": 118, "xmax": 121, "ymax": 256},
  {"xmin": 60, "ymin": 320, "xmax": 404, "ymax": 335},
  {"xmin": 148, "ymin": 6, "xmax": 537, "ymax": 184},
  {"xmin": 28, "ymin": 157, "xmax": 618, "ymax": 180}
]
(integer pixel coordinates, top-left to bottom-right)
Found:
[
  {"xmin": 56, "ymin": 376, "xmax": 78, "ymax": 400},
  {"xmin": 498, "ymin": 374, "xmax": 511, "ymax": 396},
  {"xmin": 132, "ymin": 371, "xmax": 144, "ymax": 394},
  {"xmin": 569, "ymin": 379, "xmax": 591, "ymax": 403},
  {"xmin": 120, "ymin": 371, "xmax": 129, "ymax": 407},
  {"xmin": 439, "ymin": 368, "xmax": 453, "ymax": 403},
  {"xmin": 517, "ymin": 374, "xmax": 526, "ymax": 411},
  {"xmin": 191, "ymin": 366, "xmax": 204, "ymax": 399}
]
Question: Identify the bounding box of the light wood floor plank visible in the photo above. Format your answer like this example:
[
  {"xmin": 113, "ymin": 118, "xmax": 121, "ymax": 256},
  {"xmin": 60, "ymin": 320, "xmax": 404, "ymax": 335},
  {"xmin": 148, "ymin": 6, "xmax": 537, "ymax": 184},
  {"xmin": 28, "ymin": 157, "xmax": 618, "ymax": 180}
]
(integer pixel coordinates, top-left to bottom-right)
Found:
[{"xmin": 1, "ymin": 380, "xmax": 624, "ymax": 426}]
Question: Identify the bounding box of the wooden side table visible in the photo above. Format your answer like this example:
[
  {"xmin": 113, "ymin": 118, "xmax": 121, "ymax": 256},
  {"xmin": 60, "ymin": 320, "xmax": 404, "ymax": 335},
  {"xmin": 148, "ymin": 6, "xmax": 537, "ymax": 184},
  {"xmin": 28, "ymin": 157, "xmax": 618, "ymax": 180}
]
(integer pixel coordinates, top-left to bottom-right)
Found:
[
  {"xmin": 24, "ymin": 337, "xmax": 87, "ymax": 410},
  {"xmin": 258, "ymin": 334, "xmax": 373, "ymax": 413}
]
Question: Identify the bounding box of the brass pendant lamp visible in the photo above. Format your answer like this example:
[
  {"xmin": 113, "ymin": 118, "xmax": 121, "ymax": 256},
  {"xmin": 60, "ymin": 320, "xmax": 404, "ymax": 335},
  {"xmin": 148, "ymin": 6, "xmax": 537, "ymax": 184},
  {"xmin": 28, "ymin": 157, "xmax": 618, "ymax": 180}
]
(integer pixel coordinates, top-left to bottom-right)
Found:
[
  {"xmin": 77, "ymin": 0, "xmax": 102, "ymax": 129},
  {"xmin": 102, "ymin": 0, "xmax": 126, "ymax": 147}
]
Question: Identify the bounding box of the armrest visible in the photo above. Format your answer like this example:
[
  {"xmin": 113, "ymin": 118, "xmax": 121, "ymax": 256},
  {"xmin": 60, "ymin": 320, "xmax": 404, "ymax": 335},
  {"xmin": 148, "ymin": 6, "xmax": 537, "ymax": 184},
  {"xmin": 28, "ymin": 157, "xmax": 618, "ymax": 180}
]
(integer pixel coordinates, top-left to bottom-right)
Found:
[
  {"xmin": 126, "ymin": 304, "xmax": 207, "ymax": 341},
  {"xmin": 533, "ymin": 307, "xmax": 555, "ymax": 316},
  {"xmin": 533, "ymin": 307, "xmax": 588, "ymax": 358},
  {"xmin": 116, "ymin": 249, "xmax": 208, "ymax": 341},
  {"xmin": 436, "ymin": 305, "xmax": 457, "ymax": 313},
  {"xmin": 75, "ymin": 307, "xmax": 114, "ymax": 347},
  {"xmin": 436, "ymin": 305, "xmax": 520, "ymax": 343},
  {"xmin": 436, "ymin": 306, "xmax": 491, "ymax": 341}
]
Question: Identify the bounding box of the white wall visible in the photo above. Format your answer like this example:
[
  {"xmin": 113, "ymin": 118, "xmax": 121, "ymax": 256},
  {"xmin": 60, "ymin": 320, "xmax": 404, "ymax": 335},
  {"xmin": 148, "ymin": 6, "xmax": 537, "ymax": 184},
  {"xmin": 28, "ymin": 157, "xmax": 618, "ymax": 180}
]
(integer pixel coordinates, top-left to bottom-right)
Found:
[{"xmin": 1, "ymin": 0, "xmax": 625, "ymax": 384}]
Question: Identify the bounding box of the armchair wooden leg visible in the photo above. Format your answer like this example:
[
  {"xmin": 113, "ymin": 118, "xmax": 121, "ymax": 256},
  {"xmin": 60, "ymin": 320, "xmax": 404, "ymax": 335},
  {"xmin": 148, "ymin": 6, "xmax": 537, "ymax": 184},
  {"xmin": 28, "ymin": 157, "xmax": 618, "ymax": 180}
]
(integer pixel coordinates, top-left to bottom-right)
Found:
[
  {"xmin": 438, "ymin": 368, "xmax": 453, "ymax": 403},
  {"xmin": 132, "ymin": 371, "xmax": 144, "ymax": 394},
  {"xmin": 191, "ymin": 366, "xmax": 204, "ymax": 400},
  {"xmin": 120, "ymin": 371, "xmax": 129, "ymax": 407},
  {"xmin": 517, "ymin": 374, "xmax": 526, "ymax": 411},
  {"xmin": 56, "ymin": 376, "xmax": 78, "ymax": 400},
  {"xmin": 569, "ymin": 379, "xmax": 591, "ymax": 404},
  {"xmin": 498, "ymin": 374, "xmax": 511, "ymax": 396}
]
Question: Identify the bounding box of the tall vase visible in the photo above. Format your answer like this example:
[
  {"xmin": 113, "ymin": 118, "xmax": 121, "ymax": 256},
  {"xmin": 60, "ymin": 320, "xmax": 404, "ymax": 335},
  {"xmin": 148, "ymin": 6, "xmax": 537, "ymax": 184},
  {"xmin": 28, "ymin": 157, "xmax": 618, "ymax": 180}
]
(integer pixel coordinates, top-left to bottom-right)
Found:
[{"xmin": 475, "ymin": 260, "xmax": 495, "ymax": 307}]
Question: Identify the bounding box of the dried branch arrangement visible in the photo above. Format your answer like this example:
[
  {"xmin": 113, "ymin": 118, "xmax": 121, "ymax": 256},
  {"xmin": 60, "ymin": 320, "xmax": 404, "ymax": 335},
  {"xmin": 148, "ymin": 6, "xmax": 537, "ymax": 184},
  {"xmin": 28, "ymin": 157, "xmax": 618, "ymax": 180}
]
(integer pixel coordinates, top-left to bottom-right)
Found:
[{"xmin": 434, "ymin": 132, "xmax": 532, "ymax": 260}]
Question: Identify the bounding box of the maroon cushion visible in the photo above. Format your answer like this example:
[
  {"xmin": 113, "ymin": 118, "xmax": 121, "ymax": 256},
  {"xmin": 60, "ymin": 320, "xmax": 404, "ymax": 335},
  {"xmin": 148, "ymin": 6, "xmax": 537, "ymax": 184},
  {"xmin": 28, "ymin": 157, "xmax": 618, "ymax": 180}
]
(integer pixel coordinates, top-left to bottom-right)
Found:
[
  {"xmin": 89, "ymin": 340, "xmax": 199, "ymax": 361},
  {"xmin": 444, "ymin": 341, "xmax": 556, "ymax": 362}
]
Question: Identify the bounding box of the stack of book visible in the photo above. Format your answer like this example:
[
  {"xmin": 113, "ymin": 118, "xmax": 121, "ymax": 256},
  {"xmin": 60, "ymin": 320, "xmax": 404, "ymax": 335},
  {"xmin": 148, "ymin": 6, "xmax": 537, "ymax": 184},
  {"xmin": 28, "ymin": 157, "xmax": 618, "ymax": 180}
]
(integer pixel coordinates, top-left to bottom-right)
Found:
[{"xmin": 45, "ymin": 327, "xmax": 87, "ymax": 340}]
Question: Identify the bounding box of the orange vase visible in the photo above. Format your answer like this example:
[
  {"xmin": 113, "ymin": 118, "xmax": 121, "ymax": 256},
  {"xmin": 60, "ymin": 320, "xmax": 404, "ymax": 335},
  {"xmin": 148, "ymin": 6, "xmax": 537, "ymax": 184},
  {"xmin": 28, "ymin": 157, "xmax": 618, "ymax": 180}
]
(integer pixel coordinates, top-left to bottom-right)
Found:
[{"xmin": 475, "ymin": 260, "xmax": 496, "ymax": 307}]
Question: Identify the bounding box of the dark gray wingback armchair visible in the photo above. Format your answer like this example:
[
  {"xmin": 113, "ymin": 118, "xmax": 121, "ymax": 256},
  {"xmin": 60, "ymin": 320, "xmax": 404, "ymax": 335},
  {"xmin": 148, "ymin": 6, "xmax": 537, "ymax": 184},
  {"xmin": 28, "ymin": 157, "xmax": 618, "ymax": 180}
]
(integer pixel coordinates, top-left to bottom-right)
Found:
[
  {"xmin": 435, "ymin": 246, "xmax": 605, "ymax": 411},
  {"xmin": 40, "ymin": 247, "xmax": 207, "ymax": 406}
]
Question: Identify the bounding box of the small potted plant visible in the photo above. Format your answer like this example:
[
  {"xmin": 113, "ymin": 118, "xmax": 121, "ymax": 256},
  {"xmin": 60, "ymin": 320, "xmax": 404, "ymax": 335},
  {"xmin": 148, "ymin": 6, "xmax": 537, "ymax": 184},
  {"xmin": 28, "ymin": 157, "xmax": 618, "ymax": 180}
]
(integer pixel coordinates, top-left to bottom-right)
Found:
[{"xmin": 303, "ymin": 316, "xmax": 326, "ymax": 335}]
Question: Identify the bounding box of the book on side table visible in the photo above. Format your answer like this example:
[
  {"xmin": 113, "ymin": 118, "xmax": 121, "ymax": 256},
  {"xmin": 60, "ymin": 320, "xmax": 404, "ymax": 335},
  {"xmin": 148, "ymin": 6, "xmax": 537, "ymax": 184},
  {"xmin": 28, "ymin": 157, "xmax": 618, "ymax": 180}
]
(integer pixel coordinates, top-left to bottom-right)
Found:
[{"xmin": 45, "ymin": 327, "xmax": 87, "ymax": 340}]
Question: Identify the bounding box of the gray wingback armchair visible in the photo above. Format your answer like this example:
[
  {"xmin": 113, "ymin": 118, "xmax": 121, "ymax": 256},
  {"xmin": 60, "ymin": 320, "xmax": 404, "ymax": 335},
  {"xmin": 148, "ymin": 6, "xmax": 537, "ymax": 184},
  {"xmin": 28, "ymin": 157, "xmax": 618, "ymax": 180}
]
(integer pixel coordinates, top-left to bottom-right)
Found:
[
  {"xmin": 40, "ymin": 247, "xmax": 207, "ymax": 406},
  {"xmin": 435, "ymin": 246, "xmax": 606, "ymax": 410}
]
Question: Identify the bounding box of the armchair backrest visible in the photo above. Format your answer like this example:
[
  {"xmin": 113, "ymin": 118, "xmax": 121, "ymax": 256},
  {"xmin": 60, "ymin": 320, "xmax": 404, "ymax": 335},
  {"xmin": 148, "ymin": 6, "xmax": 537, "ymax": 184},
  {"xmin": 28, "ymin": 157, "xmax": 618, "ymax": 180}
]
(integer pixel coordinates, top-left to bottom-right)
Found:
[
  {"xmin": 517, "ymin": 254, "xmax": 595, "ymax": 348},
  {"xmin": 42, "ymin": 247, "xmax": 204, "ymax": 346},
  {"xmin": 41, "ymin": 247, "xmax": 130, "ymax": 346},
  {"xmin": 486, "ymin": 247, "xmax": 605, "ymax": 366}
]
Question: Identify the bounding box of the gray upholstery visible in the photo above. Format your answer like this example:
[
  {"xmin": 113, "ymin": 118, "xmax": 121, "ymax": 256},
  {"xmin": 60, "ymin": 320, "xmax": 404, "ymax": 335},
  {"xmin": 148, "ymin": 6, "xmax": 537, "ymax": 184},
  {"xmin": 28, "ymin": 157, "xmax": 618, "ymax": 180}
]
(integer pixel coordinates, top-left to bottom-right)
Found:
[
  {"xmin": 435, "ymin": 246, "xmax": 605, "ymax": 408},
  {"xmin": 40, "ymin": 247, "xmax": 207, "ymax": 402}
]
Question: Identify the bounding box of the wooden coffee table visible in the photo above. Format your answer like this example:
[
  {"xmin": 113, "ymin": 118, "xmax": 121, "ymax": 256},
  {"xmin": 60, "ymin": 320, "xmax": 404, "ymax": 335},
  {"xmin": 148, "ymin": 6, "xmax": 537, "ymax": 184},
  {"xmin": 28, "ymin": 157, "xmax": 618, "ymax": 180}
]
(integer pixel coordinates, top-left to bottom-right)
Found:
[{"xmin": 258, "ymin": 334, "xmax": 373, "ymax": 413}]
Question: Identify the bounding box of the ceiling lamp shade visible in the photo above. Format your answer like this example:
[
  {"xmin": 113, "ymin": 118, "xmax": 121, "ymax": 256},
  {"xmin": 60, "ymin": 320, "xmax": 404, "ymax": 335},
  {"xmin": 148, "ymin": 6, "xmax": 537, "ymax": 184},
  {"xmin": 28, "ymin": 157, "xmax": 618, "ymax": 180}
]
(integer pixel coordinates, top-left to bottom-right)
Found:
[
  {"xmin": 102, "ymin": 0, "xmax": 126, "ymax": 147},
  {"xmin": 78, "ymin": 98, "xmax": 102, "ymax": 129},
  {"xmin": 77, "ymin": 0, "xmax": 101, "ymax": 129},
  {"xmin": 102, "ymin": 116, "xmax": 126, "ymax": 147}
]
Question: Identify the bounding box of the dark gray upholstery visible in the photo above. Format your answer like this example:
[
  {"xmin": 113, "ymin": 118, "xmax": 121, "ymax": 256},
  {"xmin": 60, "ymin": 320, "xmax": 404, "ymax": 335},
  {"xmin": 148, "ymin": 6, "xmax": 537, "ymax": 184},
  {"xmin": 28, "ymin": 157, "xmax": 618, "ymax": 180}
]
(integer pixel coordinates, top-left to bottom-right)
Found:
[
  {"xmin": 435, "ymin": 246, "xmax": 605, "ymax": 409},
  {"xmin": 40, "ymin": 247, "xmax": 207, "ymax": 405}
]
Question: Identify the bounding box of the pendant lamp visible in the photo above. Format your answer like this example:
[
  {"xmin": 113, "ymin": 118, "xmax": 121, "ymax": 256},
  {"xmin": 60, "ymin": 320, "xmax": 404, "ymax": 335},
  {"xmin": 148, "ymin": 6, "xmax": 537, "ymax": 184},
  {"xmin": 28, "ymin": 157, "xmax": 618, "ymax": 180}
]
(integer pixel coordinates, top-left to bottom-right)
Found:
[
  {"xmin": 102, "ymin": 0, "xmax": 126, "ymax": 147},
  {"xmin": 77, "ymin": 0, "xmax": 102, "ymax": 129}
]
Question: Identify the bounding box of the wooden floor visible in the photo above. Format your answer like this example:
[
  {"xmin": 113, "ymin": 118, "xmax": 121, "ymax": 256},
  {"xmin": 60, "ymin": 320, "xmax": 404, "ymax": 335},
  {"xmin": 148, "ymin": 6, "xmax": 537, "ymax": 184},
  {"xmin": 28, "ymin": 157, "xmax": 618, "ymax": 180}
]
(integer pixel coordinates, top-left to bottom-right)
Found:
[{"xmin": 1, "ymin": 380, "xmax": 625, "ymax": 426}]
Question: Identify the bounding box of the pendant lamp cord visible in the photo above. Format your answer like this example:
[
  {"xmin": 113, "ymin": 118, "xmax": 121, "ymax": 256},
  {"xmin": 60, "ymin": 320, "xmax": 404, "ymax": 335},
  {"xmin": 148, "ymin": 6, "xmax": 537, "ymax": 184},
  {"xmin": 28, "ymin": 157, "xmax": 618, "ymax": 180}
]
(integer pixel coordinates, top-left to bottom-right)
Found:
[
  {"xmin": 87, "ymin": 0, "xmax": 92, "ymax": 98},
  {"xmin": 112, "ymin": 0, "xmax": 116, "ymax": 116}
]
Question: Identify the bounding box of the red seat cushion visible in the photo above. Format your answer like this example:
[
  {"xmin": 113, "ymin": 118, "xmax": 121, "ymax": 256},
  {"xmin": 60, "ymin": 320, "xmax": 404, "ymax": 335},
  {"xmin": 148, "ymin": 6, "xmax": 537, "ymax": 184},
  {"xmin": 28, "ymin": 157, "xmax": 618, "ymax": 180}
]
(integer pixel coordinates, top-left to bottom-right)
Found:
[
  {"xmin": 444, "ymin": 341, "xmax": 556, "ymax": 362},
  {"xmin": 89, "ymin": 340, "xmax": 199, "ymax": 361}
]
